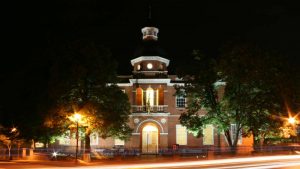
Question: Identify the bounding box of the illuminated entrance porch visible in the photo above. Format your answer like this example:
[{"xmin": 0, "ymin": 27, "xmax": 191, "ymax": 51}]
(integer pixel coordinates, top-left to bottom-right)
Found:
[{"xmin": 142, "ymin": 124, "xmax": 159, "ymax": 154}]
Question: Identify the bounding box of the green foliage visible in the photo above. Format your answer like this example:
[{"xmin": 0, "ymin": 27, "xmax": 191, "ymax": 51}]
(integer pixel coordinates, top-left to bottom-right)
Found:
[
  {"xmin": 177, "ymin": 42, "xmax": 296, "ymax": 148},
  {"xmin": 45, "ymin": 39, "xmax": 132, "ymax": 147}
]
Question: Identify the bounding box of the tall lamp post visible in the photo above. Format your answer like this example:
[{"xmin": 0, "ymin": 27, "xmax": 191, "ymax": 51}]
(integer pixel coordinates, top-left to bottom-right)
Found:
[{"xmin": 73, "ymin": 113, "xmax": 82, "ymax": 162}]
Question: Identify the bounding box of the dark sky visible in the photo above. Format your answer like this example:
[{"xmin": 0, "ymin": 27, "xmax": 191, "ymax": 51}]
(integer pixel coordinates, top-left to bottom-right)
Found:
[
  {"xmin": 3, "ymin": 0, "xmax": 300, "ymax": 73},
  {"xmin": 1, "ymin": 0, "xmax": 300, "ymax": 122}
]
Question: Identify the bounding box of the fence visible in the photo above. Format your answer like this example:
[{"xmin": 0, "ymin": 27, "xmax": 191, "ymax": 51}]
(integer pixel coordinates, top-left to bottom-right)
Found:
[{"xmin": 1, "ymin": 145, "xmax": 300, "ymax": 161}]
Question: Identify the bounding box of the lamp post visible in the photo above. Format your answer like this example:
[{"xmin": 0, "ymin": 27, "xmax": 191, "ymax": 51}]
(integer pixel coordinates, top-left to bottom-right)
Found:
[
  {"xmin": 288, "ymin": 116, "xmax": 299, "ymax": 143},
  {"xmin": 73, "ymin": 113, "xmax": 82, "ymax": 162}
]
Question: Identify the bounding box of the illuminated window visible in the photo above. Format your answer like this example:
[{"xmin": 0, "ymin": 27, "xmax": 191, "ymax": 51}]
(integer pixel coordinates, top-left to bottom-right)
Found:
[
  {"xmin": 115, "ymin": 138, "xmax": 125, "ymax": 145},
  {"xmin": 176, "ymin": 124, "xmax": 187, "ymax": 145},
  {"xmin": 203, "ymin": 125, "xmax": 214, "ymax": 145},
  {"xmin": 137, "ymin": 64, "xmax": 141, "ymax": 70},
  {"xmin": 146, "ymin": 87, "xmax": 154, "ymax": 106},
  {"xmin": 147, "ymin": 63, "xmax": 153, "ymax": 69},
  {"xmin": 35, "ymin": 142, "xmax": 44, "ymax": 148},
  {"xmin": 136, "ymin": 88, "xmax": 143, "ymax": 105},
  {"xmin": 230, "ymin": 124, "xmax": 242, "ymax": 145},
  {"xmin": 59, "ymin": 130, "xmax": 71, "ymax": 145},
  {"xmin": 90, "ymin": 132, "xmax": 99, "ymax": 145},
  {"xmin": 176, "ymin": 95, "xmax": 186, "ymax": 108}
]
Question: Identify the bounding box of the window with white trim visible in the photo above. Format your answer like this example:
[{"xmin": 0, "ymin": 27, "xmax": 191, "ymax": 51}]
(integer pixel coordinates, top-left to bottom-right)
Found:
[
  {"xmin": 90, "ymin": 132, "xmax": 99, "ymax": 146},
  {"xmin": 176, "ymin": 95, "xmax": 186, "ymax": 108},
  {"xmin": 59, "ymin": 130, "xmax": 71, "ymax": 145},
  {"xmin": 203, "ymin": 125, "xmax": 214, "ymax": 145},
  {"xmin": 114, "ymin": 138, "xmax": 125, "ymax": 146},
  {"xmin": 176, "ymin": 124, "xmax": 187, "ymax": 145}
]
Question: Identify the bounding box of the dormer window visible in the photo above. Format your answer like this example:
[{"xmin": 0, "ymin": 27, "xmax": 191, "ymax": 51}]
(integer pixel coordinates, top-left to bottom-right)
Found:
[{"xmin": 147, "ymin": 63, "xmax": 153, "ymax": 70}]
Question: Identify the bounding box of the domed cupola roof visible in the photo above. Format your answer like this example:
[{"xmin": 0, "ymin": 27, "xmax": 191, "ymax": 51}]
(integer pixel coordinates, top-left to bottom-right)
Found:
[
  {"xmin": 133, "ymin": 5, "xmax": 167, "ymax": 58},
  {"xmin": 134, "ymin": 40, "xmax": 167, "ymax": 58},
  {"xmin": 131, "ymin": 5, "xmax": 170, "ymax": 78}
]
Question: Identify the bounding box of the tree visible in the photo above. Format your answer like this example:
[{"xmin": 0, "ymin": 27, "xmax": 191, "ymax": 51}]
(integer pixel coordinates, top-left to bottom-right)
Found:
[
  {"xmin": 177, "ymin": 43, "xmax": 291, "ymax": 152},
  {"xmin": 176, "ymin": 50, "xmax": 225, "ymax": 150},
  {"xmin": 219, "ymin": 43, "xmax": 284, "ymax": 149},
  {"xmin": 45, "ymin": 39, "xmax": 132, "ymax": 153},
  {"xmin": 0, "ymin": 126, "xmax": 21, "ymax": 160}
]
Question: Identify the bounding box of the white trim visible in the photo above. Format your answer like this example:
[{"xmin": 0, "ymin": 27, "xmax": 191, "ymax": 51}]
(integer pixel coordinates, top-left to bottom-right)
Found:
[
  {"xmin": 129, "ymin": 79, "xmax": 171, "ymax": 85},
  {"xmin": 132, "ymin": 70, "xmax": 168, "ymax": 73},
  {"xmin": 129, "ymin": 113, "xmax": 170, "ymax": 117},
  {"xmin": 170, "ymin": 83, "xmax": 185, "ymax": 86},
  {"xmin": 214, "ymin": 81, "xmax": 226, "ymax": 86},
  {"xmin": 115, "ymin": 80, "xmax": 184, "ymax": 87},
  {"xmin": 131, "ymin": 56, "xmax": 170, "ymax": 66},
  {"xmin": 160, "ymin": 133, "xmax": 168, "ymax": 135},
  {"xmin": 136, "ymin": 119, "xmax": 165, "ymax": 133},
  {"xmin": 116, "ymin": 83, "xmax": 132, "ymax": 87}
]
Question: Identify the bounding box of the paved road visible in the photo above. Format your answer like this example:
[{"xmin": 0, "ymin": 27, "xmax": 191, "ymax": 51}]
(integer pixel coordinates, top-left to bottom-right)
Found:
[{"xmin": 1, "ymin": 155, "xmax": 300, "ymax": 169}]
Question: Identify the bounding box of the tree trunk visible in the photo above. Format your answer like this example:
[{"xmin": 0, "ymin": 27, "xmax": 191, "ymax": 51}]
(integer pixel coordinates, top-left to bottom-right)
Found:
[
  {"xmin": 31, "ymin": 139, "xmax": 35, "ymax": 149},
  {"xmin": 8, "ymin": 145, "xmax": 11, "ymax": 160},
  {"xmin": 84, "ymin": 128, "xmax": 91, "ymax": 153},
  {"xmin": 224, "ymin": 129, "xmax": 232, "ymax": 147},
  {"xmin": 224, "ymin": 129, "xmax": 237, "ymax": 154},
  {"xmin": 252, "ymin": 132, "xmax": 258, "ymax": 151},
  {"xmin": 217, "ymin": 132, "xmax": 221, "ymax": 155},
  {"xmin": 259, "ymin": 133, "xmax": 265, "ymax": 151}
]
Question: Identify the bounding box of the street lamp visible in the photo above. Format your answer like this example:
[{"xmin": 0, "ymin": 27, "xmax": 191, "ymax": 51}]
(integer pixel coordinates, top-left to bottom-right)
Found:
[
  {"xmin": 288, "ymin": 117, "xmax": 296, "ymax": 125},
  {"xmin": 71, "ymin": 113, "xmax": 82, "ymax": 162},
  {"xmin": 287, "ymin": 116, "xmax": 299, "ymax": 143}
]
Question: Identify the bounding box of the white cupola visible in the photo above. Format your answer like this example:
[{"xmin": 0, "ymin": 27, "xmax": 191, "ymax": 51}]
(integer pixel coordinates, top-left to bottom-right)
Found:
[{"xmin": 142, "ymin": 27, "xmax": 159, "ymax": 41}]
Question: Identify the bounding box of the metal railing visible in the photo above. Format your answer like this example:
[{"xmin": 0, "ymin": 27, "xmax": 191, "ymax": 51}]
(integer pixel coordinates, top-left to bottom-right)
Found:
[
  {"xmin": 1, "ymin": 145, "xmax": 300, "ymax": 160},
  {"xmin": 131, "ymin": 105, "xmax": 168, "ymax": 113}
]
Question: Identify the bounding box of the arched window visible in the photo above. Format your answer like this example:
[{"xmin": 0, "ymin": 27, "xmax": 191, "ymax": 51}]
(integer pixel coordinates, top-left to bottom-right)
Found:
[
  {"xmin": 158, "ymin": 87, "xmax": 164, "ymax": 105},
  {"xmin": 146, "ymin": 87, "xmax": 154, "ymax": 106},
  {"xmin": 136, "ymin": 87, "xmax": 143, "ymax": 105}
]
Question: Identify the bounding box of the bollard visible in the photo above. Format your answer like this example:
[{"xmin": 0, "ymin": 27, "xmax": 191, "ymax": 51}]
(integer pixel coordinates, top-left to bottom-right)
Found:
[
  {"xmin": 22, "ymin": 148, "xmax": 27, "ymax": 159},
  {"xmin": 207, "ymin": 150, "xmax": 214, "ymax": 160},
  {"xmin": 29, "ymin": 149, "xmax": 34, "ymax": 159},
  {"xmin": 83, "ymin": 153, "xmax": 91, "ymax": 162}
]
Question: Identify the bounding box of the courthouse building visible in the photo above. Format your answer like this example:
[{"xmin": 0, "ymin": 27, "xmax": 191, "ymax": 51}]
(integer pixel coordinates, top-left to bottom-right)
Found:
[{"xmin": 58, "ymin": 23, "xmax": 252, "ymax": 154}]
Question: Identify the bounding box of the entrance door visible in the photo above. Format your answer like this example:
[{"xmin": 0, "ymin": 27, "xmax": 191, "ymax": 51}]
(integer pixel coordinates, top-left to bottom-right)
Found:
[{"xmin": 142, "ymin": 124, "xmax": 158, "ymax": 154}]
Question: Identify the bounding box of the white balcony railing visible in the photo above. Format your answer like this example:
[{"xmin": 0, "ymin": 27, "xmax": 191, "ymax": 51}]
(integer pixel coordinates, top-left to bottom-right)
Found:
[{"xmin": 131, "ymin": 105, "xmax": 168, "ymax": 113}]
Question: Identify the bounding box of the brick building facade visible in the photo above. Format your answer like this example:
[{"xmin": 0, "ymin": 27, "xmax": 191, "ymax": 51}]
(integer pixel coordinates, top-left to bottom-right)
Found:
[{"xmin": 57, "ymin": 24, "xmax": 253, "ymax": 154}]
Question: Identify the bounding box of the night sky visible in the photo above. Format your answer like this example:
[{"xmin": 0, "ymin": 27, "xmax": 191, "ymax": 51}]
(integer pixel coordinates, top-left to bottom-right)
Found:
[{"xmin": 1, "ymin": 0, "xmax": 300, "ymax": 123}]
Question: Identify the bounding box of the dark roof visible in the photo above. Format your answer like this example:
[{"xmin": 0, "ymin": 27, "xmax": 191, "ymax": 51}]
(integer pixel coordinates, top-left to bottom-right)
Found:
[{"xmin": 134, "ymin": 40, "xmax": 167, "ymax": 58}]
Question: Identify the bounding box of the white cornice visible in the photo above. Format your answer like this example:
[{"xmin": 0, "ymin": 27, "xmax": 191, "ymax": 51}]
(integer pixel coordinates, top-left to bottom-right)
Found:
[
  {"xmin": 129, "ymin": 113, "xmax": 170, "ymax": 117},
  {"xmin": 131, "ymin": 56, "xmax": 170, "ymax": 66},
  {"xmin": 129, "ymin": 79, "xmax": 171, "ymax": 85},
  {"xmin": 114, "ymin": 80, "xmax": 184, "ymax": 87},
  {"xmin": 116, "ymin": 83, "xmax": 132, "ymax": 87}
]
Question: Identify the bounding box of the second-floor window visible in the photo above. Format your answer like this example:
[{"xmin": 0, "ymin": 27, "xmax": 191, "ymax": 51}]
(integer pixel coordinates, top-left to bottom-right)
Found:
[
  {"xmin": 176, "ymin": 95, "xmax": 186, "ymax": 108},
  {"xmin": 136, "ymin": 87, "xmax": 164, "ymax": 106},
  {"xmin": 146, "ymin": 87, "xmax": 154, "ymax": 106}
]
